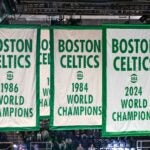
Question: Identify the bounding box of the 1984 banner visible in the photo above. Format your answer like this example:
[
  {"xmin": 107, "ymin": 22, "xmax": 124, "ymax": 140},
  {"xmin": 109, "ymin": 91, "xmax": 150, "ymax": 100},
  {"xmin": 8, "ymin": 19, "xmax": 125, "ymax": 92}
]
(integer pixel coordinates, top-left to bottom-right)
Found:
[{"xmin": 50, "ymin": 27, "xmax": 102, "ymax": 129}]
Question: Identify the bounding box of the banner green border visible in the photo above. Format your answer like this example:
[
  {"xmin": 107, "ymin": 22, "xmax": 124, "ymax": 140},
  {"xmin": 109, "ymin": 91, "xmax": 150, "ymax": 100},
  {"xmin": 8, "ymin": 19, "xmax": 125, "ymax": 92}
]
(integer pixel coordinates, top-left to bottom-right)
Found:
[
  {"xmin": 0, "ymin": 25, "xmax": 40, "ymax": 131},
  {"xmin": 50, "ymin": 26, "xmax": 102, "ymax": 130},
  {"xmin": 102, "ymin": 24, "xmax": 150, "ymax": 137},
  {"xmin": 40, "ymin": 27, "xmax": 51, "ymax": 120}
]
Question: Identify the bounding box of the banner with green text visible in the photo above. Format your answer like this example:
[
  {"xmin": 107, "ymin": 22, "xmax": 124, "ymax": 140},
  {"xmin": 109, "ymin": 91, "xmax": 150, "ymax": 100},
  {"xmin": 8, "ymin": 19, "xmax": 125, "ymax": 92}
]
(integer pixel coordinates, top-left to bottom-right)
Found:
[
  {"xmin": 103, "ymin": 24, "xmax": 150, "ymax": 136},
  {"xmin": 51, "ymin": 27, "xmax": 102, "ymax": 129},
  {"xmin": 40, "ymin": 28, "xmax": 50, "ymax": 118},
  {"xmin": 0, "ymin": 25, "xmax": 39, "ymax": 131}
]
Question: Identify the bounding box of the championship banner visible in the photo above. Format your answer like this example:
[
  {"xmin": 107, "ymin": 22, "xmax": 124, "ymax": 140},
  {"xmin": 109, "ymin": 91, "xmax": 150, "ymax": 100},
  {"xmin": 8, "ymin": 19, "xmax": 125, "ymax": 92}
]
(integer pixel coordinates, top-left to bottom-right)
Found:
[
  {"xmin": 40, "ymin": 28, "xmax": 50, "ymax": 118},
  {"xmin": 50, "ymin": 27, "xmax": 102, "ymax": 129},
  {"xmin": 103, "ymin": 24, "xmax": 150, "ymax": 136},
  {"xmin": 0, "ymin": 25, "xmax": 40, "ymax": 131}
]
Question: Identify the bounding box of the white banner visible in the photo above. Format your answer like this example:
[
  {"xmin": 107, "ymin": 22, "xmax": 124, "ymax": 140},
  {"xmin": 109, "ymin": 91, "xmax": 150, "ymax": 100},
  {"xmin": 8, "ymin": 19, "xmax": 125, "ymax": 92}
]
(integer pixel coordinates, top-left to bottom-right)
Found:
[
  {"xmin": 0, "ymin": 26, "xmax": 39, "ymax": 130},
  {"xmin": 51, "ymin": 27, "xmax": 102, "ymax": 129},
  {"xmin": 40, "ymin": 28, "xmax": 50, "ymax": 117},
  {"xmin": 104, "ymin": 25, "xmax": 150, "ymax": 136}
]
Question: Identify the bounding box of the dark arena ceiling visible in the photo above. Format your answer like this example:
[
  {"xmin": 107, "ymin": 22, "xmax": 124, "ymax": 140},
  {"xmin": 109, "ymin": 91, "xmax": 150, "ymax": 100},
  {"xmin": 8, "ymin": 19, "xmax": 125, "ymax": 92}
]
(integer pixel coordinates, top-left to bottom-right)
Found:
[
  {"xmin": 5, "ymin": 0, "xmax": 150, "ymax": 16},
  {"xmin": 0, "ymin": 0, "xmax": 150, "ymax": 24}
]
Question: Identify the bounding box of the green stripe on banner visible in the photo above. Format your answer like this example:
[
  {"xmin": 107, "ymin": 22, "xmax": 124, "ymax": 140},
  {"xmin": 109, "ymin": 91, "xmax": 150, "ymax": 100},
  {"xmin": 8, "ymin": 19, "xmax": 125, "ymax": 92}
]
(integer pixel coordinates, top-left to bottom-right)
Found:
[
  {"xmin": 0, "ymin": 25, "xmax": 40, "ymax": 131},
  {"xmin": 0, "ymin": 24, "xmax": 40, "ymax": 28},
  {"xmin": 50, "ymin": 26, "xmax": 102, "ymax": 130},
  {"xmin": 36, "ymin": 27, "xmax": 40, "ymax": 130},
  {"xmin": 102, "ymin": 25, "xmax": 107, "ymax": 136},
  {"xmin": 50, "ymin": 29, "xmax": 54, "ymax": 127},
  {"xmin": 102, "ymin": 24, "xmax": 150, "ymax": 137}
]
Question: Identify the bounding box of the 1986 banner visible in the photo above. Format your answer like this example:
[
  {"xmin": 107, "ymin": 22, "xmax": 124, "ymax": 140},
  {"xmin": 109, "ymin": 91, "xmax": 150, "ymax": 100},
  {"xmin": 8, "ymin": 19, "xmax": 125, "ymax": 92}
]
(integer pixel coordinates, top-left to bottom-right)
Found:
[{"xmin": 0, "ymin": 25, "xmax": 40, "ymax": 130}]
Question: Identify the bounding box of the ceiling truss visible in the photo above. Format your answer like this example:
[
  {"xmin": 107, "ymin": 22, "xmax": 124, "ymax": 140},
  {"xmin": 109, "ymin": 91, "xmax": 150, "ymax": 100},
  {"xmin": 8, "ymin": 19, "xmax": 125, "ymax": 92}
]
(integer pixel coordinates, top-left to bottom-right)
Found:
[{"xmin": 10, "ymin": 0, "xmax": 150, "ymax": 16}]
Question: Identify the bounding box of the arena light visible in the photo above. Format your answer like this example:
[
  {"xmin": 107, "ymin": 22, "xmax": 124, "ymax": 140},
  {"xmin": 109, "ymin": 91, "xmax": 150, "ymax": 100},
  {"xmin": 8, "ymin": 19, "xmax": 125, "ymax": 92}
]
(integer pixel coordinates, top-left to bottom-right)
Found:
[{"xmin": 13, "ymin": 144, "xmax": 18, "ymax": 148}]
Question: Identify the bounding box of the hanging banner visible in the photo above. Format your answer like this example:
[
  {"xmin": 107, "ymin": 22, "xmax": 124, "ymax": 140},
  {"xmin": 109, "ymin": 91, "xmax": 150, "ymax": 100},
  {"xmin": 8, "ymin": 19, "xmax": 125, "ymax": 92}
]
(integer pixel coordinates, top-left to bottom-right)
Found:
[
  {"xmin": 40, "ymin": 28, "xmax": 50, "ymax": 118},
  {"xmin": 0, "ymin": 25, "xmax": 40, "ymax": 131},
  {"xmin": 50, "ymin": 26, "xmax": 102, "ymax": 129},
  {"xmin": 103, "ymin": 24, "xmax": 150, "ymax": 136}
]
